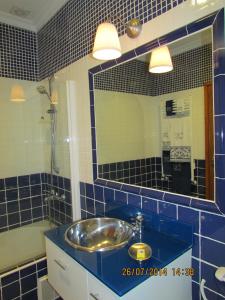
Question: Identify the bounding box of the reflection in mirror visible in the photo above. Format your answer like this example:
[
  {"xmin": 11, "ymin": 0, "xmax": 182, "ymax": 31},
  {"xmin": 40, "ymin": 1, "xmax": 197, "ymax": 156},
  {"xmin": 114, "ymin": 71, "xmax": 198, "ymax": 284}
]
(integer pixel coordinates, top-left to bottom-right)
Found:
[{"xmin": 94, "ymin": 29, "xmax": 214, "ymax": 201}]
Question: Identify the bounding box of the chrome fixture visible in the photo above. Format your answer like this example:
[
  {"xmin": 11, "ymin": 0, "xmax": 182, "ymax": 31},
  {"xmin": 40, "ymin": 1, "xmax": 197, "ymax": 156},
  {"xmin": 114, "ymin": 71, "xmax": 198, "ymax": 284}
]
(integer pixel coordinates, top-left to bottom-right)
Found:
[
  {"xmin": 45, "ymin": 189, "xmax": 66, "ymax": 203},
  {"xmin": 93, "ymin": 17, "xmax": 142, "ymax": 60},
  {"xmin": 37, "ymin": 75, "xmax": 61, "ymax": 224},
  {"xmin": 131, "ymin": 212, "xmax": 144, "ymax": 237},
  {"xmin": 37, "ymin": 76, "xmax": 59, "ymax": 175},
  {"xmin": 65, "ymin": 217, "xmax": 134, "ymax": 252},
  {"xmin": 126, "ymin": 18, "xmax": 142, "ymax": 38}
]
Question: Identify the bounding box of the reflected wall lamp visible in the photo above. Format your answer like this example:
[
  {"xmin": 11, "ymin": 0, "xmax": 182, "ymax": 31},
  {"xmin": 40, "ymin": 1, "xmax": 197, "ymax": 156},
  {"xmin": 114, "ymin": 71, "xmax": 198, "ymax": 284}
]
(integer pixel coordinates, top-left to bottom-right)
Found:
[
  {"xmin": 93, "ymin": 18, "xmax": 142, "ymax": 60},
  {"xmin": 149, "ymin": 45, "xmax": 173, "ymax": 74},
  {"xmin": 191, "ymin": 0, "xmax": 208, "ymax": 5},
  {"xmin": 10, "ymin": 85, "xmax": 26, "ymax": 102}
]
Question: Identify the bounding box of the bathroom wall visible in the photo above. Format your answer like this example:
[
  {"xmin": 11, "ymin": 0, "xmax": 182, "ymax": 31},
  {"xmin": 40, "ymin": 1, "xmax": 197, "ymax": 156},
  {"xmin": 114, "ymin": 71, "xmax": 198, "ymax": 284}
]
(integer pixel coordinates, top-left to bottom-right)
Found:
[
  {"xmin": 0, "ymin": 77, "xmax": 72, "ymax": 232},
  {"xmin": 95, "ymin": 44, "xmax": 212, "ymax": 96},
  {"xmin": 95, "ymin": 87, "xmax": 205, "ymax": 164},
  {"xmin": 0, "ymin": 22, "xmax": 38, "ymax": 81},
  {"xmin": 37, "ymin": 0, "xmax": 186, "ymax": 79},
  {"xmin": 0, "ymin": 78, "xmax": 48, "ymax": 178},
  {"xmin": 94, "ymin": 91, "xmax": 164, "ymax": 162},
  {"xmin": 58, "ymin": 3, "xmax": 225, "ymax": 300},
  {"xmin": 0, "ymin": 1, "xmax": 224, "ymax": 300}
]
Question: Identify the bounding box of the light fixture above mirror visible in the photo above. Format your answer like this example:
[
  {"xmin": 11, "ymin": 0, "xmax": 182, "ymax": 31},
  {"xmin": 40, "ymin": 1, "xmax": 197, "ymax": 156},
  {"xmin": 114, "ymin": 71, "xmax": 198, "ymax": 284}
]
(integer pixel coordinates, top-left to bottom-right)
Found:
[
  {"xmin": 149, "ymin": 45, "xmax": 173, "ymax": 73},
  {"xmin": 93, "ymin": 22, "xmax": 122, "ymax": 60},
  {"xmin": 93, "ymin": 18, "xmax": 142, "ymax": 61}
]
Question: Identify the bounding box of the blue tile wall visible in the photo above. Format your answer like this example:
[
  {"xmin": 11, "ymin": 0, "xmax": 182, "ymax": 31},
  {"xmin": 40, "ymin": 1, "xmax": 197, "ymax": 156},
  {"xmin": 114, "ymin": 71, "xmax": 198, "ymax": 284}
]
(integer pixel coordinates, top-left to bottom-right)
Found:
[
  {"xmin": 37, "ymin": 0, "xmax": 186, "ymax": 80},
  {"xmin": 0, "ymin": 258, "xmax": 47, "ymax": 300},
  {"xmin": 80, "ymin": 180, "xmax": 225, "ymax": 300},
  {"xmin": 0, "ymin": 173, "xmax": 72, "ymax": 233},
  {"xmin": 44, "ymin": 174, "xmax": 73, "ymax": 225},
  {"xmin": 2, "ymin": 0, "xmax": 186, "ymax": 81},
  {"xmin": 95, "ymin": 44, "xmax": 212, "ymax": 96},
  {"xmin": 88, "ymin": 8, "xmax": 225, "ymax": 300},
  {"xmin": 0, "ymin": 22, "xmax": 38, "ymax": 81},
  {"xmin": 0, "ymin": 173, "xmax": 47, "ymax": 232},
  {"xmin": 99, "ymin": 157, "xmax": 206, "ymax": 199},
  {"xmin": 89, "ymin": 9, "xmax": 224, "ymax": 211}
]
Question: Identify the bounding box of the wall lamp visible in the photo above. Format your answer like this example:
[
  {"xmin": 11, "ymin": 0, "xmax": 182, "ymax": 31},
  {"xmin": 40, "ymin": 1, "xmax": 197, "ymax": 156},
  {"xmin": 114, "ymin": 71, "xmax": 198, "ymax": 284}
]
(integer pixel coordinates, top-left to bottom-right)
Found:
[
  {"xmin": 93, "ymin": 18, "xmax": 142, "ymax": 60},
  {"xmin": 10, "ymin": 85, "xmax": 26, "ymax": 102},
  {"xmin": 149, "ymin": 45, "xmax": 173, "ymax": 74}
]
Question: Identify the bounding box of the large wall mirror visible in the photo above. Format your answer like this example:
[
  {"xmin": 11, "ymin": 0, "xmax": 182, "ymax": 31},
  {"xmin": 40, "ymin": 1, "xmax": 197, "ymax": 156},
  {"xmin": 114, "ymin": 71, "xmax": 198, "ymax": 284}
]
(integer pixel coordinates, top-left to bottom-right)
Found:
[
  {"xmin": 94, "ymin": 28, "xmax": 214, "ymax": 201},
  {"xmin": 90, "ymin": 9, "xmax": 225, "ymax": 211}
]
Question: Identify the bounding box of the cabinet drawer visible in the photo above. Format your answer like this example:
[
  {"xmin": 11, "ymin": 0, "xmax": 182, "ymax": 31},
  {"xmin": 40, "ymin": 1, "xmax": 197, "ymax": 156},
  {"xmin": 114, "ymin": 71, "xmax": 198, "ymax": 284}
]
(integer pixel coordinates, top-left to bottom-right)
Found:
[
  {"xmin": 46, "ymin": 238, "xmax": 88, "ymax": 300},
  {"xmin": 88, "ymin": 273, "xmax": 119, "ymax": 300}
]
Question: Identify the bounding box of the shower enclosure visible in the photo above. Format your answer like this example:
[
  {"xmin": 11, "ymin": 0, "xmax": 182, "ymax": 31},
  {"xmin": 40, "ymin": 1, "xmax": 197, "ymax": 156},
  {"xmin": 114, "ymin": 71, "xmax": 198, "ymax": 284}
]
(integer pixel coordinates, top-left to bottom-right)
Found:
[{"xmin": 0, "ymin": 75, "xmax": 72, "ymax": 274}]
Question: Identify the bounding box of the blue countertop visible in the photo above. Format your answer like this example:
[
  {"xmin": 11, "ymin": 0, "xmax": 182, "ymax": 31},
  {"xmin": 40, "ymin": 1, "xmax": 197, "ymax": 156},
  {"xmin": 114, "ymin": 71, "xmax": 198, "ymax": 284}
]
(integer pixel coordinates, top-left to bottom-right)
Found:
[{"xmin": 45, "ymin": 204, "xmax": 192, "ymax": 297}]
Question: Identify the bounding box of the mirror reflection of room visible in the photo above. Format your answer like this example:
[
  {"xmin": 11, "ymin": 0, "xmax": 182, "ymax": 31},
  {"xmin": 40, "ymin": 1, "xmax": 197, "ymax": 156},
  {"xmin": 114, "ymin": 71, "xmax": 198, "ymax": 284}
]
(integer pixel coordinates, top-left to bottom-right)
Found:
[{"xmin": 94, "ymin": 29, "xmax": 214, "ymax": 201}]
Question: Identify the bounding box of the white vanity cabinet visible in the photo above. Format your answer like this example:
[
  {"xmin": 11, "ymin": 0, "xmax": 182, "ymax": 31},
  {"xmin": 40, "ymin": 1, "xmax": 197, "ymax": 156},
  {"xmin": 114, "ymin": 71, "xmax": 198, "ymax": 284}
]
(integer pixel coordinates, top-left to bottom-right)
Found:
[
  {"xmin": 46, "ymin": 239, "xmax": 88, "ymax": 300},
  {"xmin": 46, "ymin": 238, "xmax": 192, "ymax": 300}
]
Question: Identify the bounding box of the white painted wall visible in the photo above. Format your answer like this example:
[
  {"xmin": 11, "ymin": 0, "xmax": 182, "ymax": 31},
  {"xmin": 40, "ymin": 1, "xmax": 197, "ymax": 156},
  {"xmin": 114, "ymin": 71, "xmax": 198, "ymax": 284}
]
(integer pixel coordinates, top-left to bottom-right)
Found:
[
  {"xmin": 0, "ymin": 77, "xmax": 48, "ymax": 178},
  {"xmin": 0, "ymin": 76, "xmax": 71, "ymax": 179}
]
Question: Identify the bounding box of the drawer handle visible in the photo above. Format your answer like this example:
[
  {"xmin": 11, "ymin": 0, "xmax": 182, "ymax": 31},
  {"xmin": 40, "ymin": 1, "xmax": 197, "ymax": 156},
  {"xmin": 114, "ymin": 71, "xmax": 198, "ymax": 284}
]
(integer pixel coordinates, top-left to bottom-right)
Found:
[
  {"xmin": 54, "ymin": 259, "xmax": 66, "ymax": 270},
  {"xmin": 89, "ymin": 293, "xmax": 100, "ymax": 300}
]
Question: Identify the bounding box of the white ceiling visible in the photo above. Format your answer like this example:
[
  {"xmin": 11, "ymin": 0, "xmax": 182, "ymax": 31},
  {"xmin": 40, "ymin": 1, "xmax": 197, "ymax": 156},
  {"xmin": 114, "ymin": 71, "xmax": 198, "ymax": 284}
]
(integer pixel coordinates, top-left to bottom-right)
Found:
[{"xmin": 0, "ymin": 0, "xmax": 70, "ymax": 31}]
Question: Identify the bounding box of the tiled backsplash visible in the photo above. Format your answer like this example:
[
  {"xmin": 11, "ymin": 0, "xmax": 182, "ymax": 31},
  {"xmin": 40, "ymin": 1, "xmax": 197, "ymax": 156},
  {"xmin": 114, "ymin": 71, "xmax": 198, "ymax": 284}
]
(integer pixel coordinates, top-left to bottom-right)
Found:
[
  {"xmin": 0, "ymin": 22, "xmax": 38, "ymax": 81},
  {"xmin": 98, "ymin": 157, "xmax": 162, "ymax": 188},
  {"xmin": 44, "ymin": 173, "xmax": 73, "ymax": 225},
  {"xmin": 80, "ymin": 181, "xmax": 225, "ymax": 300},
  {"xmin": 98, "ymin": 157, "xmax": 205, "ymax": 198},
  {"xmin": 0, "ymin": 257, "xmax": 47, "ymax": 300},
  {"xmin": 95, "ymin": 44, "xmax": 212, "ymax": 96},
  {"xmin": 0, "ymin": 173, "xmax": 72, "ymax": 233},
  {"xmin": 194, "ymin": 159, "xmax": 206, "ymax": 199},
  {"xmin": 0, "ymin": 173, "xmax": 47, "ymax": 232}
]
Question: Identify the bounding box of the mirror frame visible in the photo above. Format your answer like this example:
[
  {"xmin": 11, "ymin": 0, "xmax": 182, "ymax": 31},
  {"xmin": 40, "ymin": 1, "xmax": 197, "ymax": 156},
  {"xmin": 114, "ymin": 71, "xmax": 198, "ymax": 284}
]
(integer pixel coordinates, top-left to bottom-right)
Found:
[{"xmin": 89, "ymin": 8, "xmax": 225, "ymax": 214}]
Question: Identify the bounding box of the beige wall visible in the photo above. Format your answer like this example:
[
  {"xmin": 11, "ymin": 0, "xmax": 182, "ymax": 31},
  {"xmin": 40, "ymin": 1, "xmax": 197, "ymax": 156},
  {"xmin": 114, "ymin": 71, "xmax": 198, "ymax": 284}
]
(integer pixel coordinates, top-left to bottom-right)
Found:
[
  {"xmin": 0, "ymin": 78, "xmax": 48, "ymax": 178},
  {"xmin": 0, "ymin": 77, "xmax": 71, "ymax": 179},
  {"xmin": 95, "ymin": 90, "xmax": 161, "ymax": 163},
  {"xmin": 94, "ymin": 87, "xmax": 205, "ymax": 165}
]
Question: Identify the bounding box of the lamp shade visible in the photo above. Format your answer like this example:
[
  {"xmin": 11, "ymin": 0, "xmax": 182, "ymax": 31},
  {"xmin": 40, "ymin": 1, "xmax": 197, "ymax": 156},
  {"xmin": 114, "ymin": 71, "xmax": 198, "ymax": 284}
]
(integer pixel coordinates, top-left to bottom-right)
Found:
[
  {"xmin": 10, "ymin": 85, "xmax": 26, "ymax": 102},
  {"xmin": 149, "ymin": 45, "xmax": 173, "ymax": 73},
  {"xmin": 93, "ymin": 22, "xmax": 122, "ymax": 60}
]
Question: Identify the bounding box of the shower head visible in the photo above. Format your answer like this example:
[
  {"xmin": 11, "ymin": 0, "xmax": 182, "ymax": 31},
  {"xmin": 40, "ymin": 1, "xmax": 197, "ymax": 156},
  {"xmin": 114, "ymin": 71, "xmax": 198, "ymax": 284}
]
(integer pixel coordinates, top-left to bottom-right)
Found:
[
  {"xmin": 37, "ymin": 86, "xmax": 51, "ymax": 101},
  {"xmin": 37, "ymin": 85, "xmax": 48, "ymax": 94}
]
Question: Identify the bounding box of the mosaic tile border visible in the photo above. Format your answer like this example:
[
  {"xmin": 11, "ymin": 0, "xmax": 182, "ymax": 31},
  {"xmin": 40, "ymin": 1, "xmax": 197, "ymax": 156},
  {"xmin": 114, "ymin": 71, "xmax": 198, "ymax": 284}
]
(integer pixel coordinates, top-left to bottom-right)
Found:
[
  {"xmin": 89, "ymin": 10, "xmax": 225, "ymax": 214},
  {"xmin": 37, "ymin": 0, "xmax": 186, "ymax": 80},
  {"xmin": 94, "ymin": 44, "xmax": 212, "ymax": 96}
]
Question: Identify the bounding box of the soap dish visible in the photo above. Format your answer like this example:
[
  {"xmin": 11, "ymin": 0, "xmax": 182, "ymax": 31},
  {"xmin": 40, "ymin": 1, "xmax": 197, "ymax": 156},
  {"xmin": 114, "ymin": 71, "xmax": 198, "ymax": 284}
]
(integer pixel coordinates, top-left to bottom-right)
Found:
[{"xmin": 128, "ymin": 242, "xmax": 152, "ymax": 261}]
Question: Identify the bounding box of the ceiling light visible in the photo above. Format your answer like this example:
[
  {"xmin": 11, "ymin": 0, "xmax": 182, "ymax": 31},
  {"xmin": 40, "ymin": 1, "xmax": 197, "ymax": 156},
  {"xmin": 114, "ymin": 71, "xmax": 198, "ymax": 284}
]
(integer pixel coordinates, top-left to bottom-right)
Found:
[
  {"xmin": 149, "ymin": 45, "xmax": 173, "ymax": 74},
  {"xmin": 10, "ymin": 85, "xmax": 26, "ymax": 102}
]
